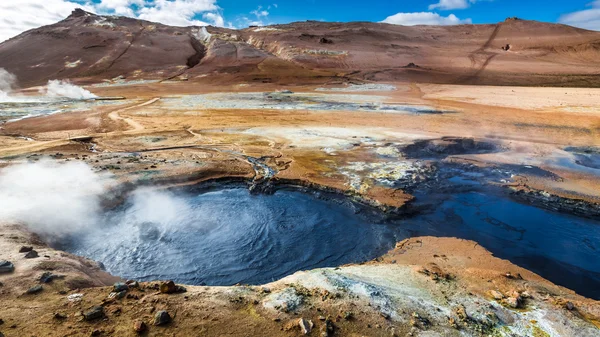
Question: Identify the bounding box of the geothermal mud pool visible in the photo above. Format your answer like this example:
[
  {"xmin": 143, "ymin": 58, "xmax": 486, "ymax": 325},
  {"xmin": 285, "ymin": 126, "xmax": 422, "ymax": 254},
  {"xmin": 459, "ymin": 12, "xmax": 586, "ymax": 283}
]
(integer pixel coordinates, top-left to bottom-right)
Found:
[
  {"xmin": 157, "ymin": 92, "xmax": 448, "ymax": 114},
  {"xmin": 58, "ymin": 166, "xmax": 600, "ymax": 300},
  {"xmin": 0, "ymin": 98, "xmax": 125, "ymax": 122}
]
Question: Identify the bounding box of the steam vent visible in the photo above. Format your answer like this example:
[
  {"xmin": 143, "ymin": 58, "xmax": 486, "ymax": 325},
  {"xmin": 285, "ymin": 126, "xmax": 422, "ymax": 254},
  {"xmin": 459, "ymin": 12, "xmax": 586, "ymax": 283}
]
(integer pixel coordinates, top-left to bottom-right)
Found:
[{"xmin": 1, "ymin": 4, "xmax": 600, "ymax": 337}]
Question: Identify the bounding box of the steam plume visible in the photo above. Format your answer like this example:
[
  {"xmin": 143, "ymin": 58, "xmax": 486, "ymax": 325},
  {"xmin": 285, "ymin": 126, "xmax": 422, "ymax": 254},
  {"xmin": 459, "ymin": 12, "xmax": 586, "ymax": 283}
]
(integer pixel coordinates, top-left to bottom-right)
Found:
[
  {"xmin": 0, "ymin": 160, "xmax": 187, "ymax": 241},
  {"xmin": 0, "ymin": 68, "xmax": 17, "ymax": 102},
  {"xmin": 0, "ymin": 160, "xmax": 107, "ymax": 238},
  {"xmin": 42, "ymin": 80, "xmax": 97, "ymax": 100}
]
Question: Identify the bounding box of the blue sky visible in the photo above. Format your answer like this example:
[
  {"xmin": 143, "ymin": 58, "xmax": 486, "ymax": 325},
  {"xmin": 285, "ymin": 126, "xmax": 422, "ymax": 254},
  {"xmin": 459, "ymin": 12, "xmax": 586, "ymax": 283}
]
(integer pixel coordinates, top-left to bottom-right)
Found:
[
  {"xmin": 1, "ymin": 0, "xmax": 599, "ymax": 43},
  {"xmin": 217, "ymin": 0, "xmax": 595, "ymax": 26}
]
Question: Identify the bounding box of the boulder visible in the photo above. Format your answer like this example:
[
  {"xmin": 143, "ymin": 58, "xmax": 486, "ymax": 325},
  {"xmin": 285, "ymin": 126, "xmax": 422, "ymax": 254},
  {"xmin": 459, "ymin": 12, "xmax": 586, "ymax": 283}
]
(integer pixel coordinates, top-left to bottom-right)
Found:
[
  {"xmin": 159, "ymin": 280, "xmax": 185, "ymax": 294},
  {"xmin": 160, "ymin": 281, "xmax": 177, "ymax": 294},
  {"xmin": 298, "ymin": 318, "xmax": 313, "ymax": 335},
  {"xmin": 504, "ymin": 294, "xmax": 523, "ymax": 309},
  {"xmin": 83, "ymin": 306, "xmax": 105, "ymax": 321},
  {"xmin": 133, "ymin": 320, "xmax": 147, "ymax": 333},
  {"xmin": 153, "ymin": 310, "xmax": 172, "ymax": 326},
  {"xmin": 26, "ymin": 285, "xmax": 43, "ymax": 294},
  {"xmin": 40, "ymin": 272, "xmax": 63, "ymax": 284},
  {"xmin": 113, "ymin": 282, "xmax": 129, "ymax": 292},
  {"xmin": 490, "ymin": 290, "xmax": 504, "ymax": 300},
  {"xmin": 320, "ymin": 319, "xmax": 335, "ymax": 337},
  {"xmin": 24, "ymin": 250, "xmax": 39, "ymax": 259},
  {"xmin": 19, "ymin": 246, "xmax": 33, "ymax": 253},
  {"xmin": 126, "ymin": 280, "xmax": 140, "ymax": 288},
  {"xmin": 0, "ymin": 261, "xmax": 14, "ymax": 274},
  {"xmin": 108, "ymin": 291, "xmax": 127, "ymax": 300}
]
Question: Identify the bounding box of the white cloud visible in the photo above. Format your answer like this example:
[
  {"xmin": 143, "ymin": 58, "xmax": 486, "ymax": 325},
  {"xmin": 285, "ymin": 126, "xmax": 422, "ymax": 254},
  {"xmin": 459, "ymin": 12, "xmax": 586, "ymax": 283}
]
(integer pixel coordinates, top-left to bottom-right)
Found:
[
  {"xmin": 237, "ymin": 5, "xmax": 272, "ymax": 27},
  {"xmin": 559, "ymin": 1, "xmax": 600, "ymax": 31},
  {"xmin": 381, "ymin": 12, "xmax": 472, "ymax": 26},
  {"xmin": 0, "ymin": 0, "xmax": 95, "ymax": 43},
  {"xmin": 429, "ymin": 0, "xmax": 471, "ymax": 10},
  {"xmin": 0, "ymin": 0, "xmax": 225, "ymax": 43},
  {"xmin": 250, "ymin": 5, "xmax": 270, "ymax": 19},
  {"xmin": 96, "ymin": 0, "xmax": 144, "ymax": 16},
  {"xmin": 137, "ymin": 0, "xmax": 221, "ymax": 27}
]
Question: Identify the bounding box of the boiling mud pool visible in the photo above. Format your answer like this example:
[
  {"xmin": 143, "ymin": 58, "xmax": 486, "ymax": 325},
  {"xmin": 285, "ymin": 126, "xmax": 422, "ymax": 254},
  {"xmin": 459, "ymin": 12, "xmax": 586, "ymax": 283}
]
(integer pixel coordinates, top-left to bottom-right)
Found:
[{"xmin": 61, "ymin": 180, "xmax": 600, "ymax": 299}]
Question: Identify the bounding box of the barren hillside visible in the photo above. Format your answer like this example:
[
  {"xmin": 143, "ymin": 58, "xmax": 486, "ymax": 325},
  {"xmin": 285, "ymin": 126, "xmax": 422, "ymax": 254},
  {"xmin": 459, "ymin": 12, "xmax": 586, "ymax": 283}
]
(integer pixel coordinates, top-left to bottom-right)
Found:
[{"xmin": 1, "ymin": 9, "xmax": 600, "ymax": 87}]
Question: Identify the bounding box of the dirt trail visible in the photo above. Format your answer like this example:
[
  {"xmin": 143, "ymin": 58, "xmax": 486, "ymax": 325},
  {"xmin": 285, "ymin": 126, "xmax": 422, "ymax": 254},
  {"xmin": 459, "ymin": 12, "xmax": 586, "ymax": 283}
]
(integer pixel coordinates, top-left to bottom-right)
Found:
[
  {"xmin": 106, "ymin": 97, "xmax": 159, "ymax": 133},
  {"xmin": 0, "ymin": 139, "xmax": 70, "ymax": 157},
  {"xmin": 0, "ymin": 98, "xmax": 159, "ymax": 157}
]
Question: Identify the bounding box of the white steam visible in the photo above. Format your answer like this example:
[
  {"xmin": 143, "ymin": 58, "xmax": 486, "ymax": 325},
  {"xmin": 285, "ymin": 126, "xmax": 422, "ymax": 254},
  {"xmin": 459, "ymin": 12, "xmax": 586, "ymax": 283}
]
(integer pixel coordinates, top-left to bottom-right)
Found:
[
  {"xmin": 126, "ymin": 188, "xmax": 190, "ymax": 225},
  {"xmin": 0, "ymin": 68, "xmax": 17, "ymax": 102},
  {"xmin": 0, "ymin": 160, "xmax": 107, "ymax": 237},
  {"xmin": 0, "ymin": 67, "xmax": 97, "ymax": 102},
  {"xmin": 0, "ymin": 160, "xmax": 188, "ymax": 241},
  {"xmin": 41, "ymin": 80, "xmax": 97, "ymax": 100}
]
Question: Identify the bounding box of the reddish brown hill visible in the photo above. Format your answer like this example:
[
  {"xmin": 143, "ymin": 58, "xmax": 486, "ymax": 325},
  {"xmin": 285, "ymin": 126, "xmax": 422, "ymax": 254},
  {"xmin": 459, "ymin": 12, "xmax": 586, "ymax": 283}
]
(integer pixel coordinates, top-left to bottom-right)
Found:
[{"xmin": 1, "ymin": 9, "xmax": 599, "ymax": 87}]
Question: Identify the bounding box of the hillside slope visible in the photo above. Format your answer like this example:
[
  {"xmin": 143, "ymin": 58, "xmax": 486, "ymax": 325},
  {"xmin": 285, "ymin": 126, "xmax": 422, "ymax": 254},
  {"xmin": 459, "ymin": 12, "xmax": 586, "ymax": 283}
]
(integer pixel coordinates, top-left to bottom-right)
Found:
[{"xmin": 1, "ymin": 9, "xmax": 599, "ymax": 87}]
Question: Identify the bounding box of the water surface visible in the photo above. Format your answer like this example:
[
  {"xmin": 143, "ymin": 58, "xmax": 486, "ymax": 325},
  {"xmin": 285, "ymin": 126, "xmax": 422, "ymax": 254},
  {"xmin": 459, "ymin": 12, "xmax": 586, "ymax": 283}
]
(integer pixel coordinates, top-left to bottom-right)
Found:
[{"xmin": 61, "ymin": 182, "xmax": 600, "ymax": 299}]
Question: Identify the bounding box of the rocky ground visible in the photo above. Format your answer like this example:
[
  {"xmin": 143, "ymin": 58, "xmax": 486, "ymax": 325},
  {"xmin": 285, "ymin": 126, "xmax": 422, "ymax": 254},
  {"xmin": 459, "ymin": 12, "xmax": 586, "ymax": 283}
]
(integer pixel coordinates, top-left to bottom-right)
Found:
[
  {"xmin": 1, "ymin": 230, "xmax": 599, "ymax": 337},
  {"xmin": 1, "ymin": 81, "xmax": 600, "ymax": 336}
]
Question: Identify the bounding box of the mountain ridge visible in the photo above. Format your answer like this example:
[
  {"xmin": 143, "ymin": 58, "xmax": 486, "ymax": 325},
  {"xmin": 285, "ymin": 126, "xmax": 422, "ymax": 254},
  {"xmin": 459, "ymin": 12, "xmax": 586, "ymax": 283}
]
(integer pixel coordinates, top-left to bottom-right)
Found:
[{"xmin": 1, "ymin": 8, "xmax": 599, "ymax": 88}]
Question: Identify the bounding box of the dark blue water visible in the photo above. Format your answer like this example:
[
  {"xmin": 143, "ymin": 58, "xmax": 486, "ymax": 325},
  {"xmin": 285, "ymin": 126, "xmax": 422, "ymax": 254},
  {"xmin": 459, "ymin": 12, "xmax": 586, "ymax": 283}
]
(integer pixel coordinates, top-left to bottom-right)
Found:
[
  {"xmin": 63, "ymin": 188, "xmax": 400, "ymax": 286},
  {"xmin": 404, "ymin": 190, "xmax": 600, "ymax": 299},
  {"xmin": 62, "ymin": 184, "xmax": 600, "ymax": 299}
]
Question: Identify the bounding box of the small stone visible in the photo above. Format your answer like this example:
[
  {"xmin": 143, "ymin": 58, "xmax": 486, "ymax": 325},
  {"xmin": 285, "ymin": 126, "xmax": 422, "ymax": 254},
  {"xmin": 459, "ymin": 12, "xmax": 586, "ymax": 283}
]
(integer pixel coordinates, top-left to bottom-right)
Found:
[
  {"xmin": 40, "ymin": 272, "xmax": 62, "ymax": 283},
  {"xmin": 24, "ymin": 250, "xmax": 39, "ymax": 259},
  {"xmin": 133, "ymin": 320, "xmax": 147, "ymax": 333},
  {"xmin": 90, "ymin": 329, "xmax": 102, "ymax": 336},
  {"xmin": 0, "ymin": 319, "xmax": 3, "ymax": 325},
  {"xmin": 159, "ymin": 280, "xmax": 177, "ymax": 294},
  {"xmin": 83, "ymin": 306, "xmax": 105, "ymax": 321},
  {"xmin": 54, "ymin": 313, "xmax": 67, "ymax": 320},
  {"xmin": 126, "ymin": 280, "xmax": 139, "ymax": 288},
  {"xmin": 67, "ymin": 293, "xmax": 84, "ymax": 302},
  {"xmin": 0, "ymin": 261, "xmax": 14, "ymax": 274},
  {"xmin": 504, "ymin": 295, "xmax": 522, "ymax": 309},
  {"xmin": 318, "ymin": 315, "xmax": 326, "ymax": 321},
  {"xmin": 26, "ymin": 285, "xmax": 43, "ymax": 294},
  {"xmin": 113, "ymin": 282, "xmax": 128, "ymax": 292},
  {"xmin": 19, "ymin": 246, "xmax": 33, "ymax": 253},
  {"xmin": 320, "ymin": 319, "xmax": 334, "ymax": 337},
  {"xmin": 490, "ymin": 290, "xmax": 504, "ymax": 300},
  {"xmin": 298, "ymin": 318, "xmax": 313, "ymax": 335},
  {"xmin": 153, "ymin": 310, "xmax": 172, "ymax": 326},
  {"xmin": 565, "ymin": 302, "xmax": 575, "ymax": 311},
  {"xmin": 108, "ymin": 291, "xmax": 127, "ymax": 300},
  {"xmin": 380, "ymin": 312, "xmax": 390, "ymax": 320},
  {"xmin": 343, "ymin": 311, "xmax": 354, "ymax": 320}
]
